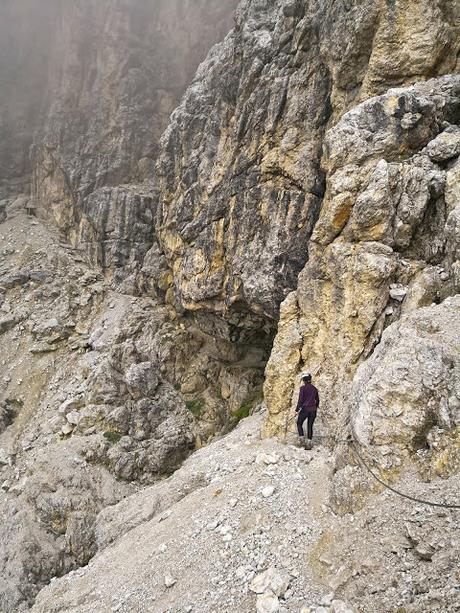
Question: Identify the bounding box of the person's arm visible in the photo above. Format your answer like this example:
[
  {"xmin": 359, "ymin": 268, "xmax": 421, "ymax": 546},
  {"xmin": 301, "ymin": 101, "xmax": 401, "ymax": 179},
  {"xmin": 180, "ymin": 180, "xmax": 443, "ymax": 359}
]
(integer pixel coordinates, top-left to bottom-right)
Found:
[
  {"xmin": 296, "ymin": 387, "xmax": 305, "ymax": 412},
  {"xmin": 315, "ymin": 388, "xmax": 320, "ymax": 408}
]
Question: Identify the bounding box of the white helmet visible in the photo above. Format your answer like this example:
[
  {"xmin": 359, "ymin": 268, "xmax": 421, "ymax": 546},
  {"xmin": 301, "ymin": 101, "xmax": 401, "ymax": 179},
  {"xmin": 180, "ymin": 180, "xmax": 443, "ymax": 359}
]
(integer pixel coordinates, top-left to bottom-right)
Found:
[{"xmin": 299, "ymin": 371, "xmax": 311, "ymax": 380}]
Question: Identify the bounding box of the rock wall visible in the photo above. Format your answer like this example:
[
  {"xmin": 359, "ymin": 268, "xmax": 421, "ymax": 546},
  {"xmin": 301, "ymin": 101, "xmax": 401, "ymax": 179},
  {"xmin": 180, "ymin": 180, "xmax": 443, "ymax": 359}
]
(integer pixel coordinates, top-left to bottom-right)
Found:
[
  {"xmin": 351, "ymin": 296, "xmax": 460, "ymax": 477},
  {"xmin": 23, "ymin": 0, "xmax": 460, "ymax": 323},
  {"xmin": 122, "ymin": 0, "xmax": 460, "ymax": 481},
  {"xmin": 150, "ymin": 0, "xmax": 459, "ymax": 322}
]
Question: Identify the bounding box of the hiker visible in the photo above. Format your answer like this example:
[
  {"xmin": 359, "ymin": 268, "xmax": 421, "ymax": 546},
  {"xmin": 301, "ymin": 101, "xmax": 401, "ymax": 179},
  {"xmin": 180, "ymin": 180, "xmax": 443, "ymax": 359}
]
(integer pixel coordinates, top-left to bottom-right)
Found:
[{"xmin": 295, "ymin": 372, "xmax": 319, "ymax": 449}]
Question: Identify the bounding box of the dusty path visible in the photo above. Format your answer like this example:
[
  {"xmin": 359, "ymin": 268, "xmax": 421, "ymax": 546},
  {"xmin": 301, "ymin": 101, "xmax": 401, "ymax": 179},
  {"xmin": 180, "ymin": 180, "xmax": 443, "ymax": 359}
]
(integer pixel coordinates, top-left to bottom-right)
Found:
[
  {"xmin": 32, "ymin": 414, "xmax": 336, "ymax": 613},
  {"xmin": 31, "ymin": 412, "xmax": 460, "ymax": 613}
]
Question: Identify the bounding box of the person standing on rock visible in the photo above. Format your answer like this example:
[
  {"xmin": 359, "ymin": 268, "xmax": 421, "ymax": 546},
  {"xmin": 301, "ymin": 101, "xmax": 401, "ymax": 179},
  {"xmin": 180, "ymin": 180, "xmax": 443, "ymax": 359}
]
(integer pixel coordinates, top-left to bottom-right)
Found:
[{"xmin": 295, "ymin": 372, "xmax": 319, "ymax": 449}]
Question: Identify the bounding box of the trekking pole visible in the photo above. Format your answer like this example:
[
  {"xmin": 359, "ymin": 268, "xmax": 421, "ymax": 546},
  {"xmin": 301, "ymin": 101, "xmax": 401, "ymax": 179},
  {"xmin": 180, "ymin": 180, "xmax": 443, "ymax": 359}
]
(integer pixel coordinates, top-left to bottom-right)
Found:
[
  {"xmin": 283, "ymin": 410, "xmax": 289, "ymax": 440},
  {"xmin": 284, "ymin": 411, "xmax": 296, "ymax": 441}
]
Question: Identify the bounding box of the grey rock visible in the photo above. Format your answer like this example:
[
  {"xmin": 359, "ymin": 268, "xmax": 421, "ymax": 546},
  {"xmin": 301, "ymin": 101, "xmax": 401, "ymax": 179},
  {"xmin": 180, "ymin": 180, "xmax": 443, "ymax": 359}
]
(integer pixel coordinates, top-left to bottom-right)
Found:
[
  {"xmin": 1, "ymin": 272, "xmax": 29, "ymax": 289},
  {"xmin": 331, "ymin": 601, "xmax": 357, "ymax": 613},
  {"xmin": 425, "ymin": 127, "xmax": 460, "ymax": 162},
  {"xmin": 29, "ymin": 343, "xmax": 59, "ymax": 354},
  {"xmin": 250, "ymin": 567, "xmax": 290, "ymax": 597},
  {"xmin": 0, "ymin": 449, "xmax": 11, "ymax": 465},
  {"xmin": 0, "ymin": 1, "xmax": 459, "ymax": 612},
  {"xmin": 328, "ymin": 565, "xmax": 353, "ymax": 591},
  {"xmin": 0, "ymin": 200, "xmax": 7, "ymax": 223},
  {"xmin": 265, "ymin": 75, "xmax": 460, "ymax": 438},
  {"xmin": 61, "ymin": 423, "xmax": 74, "ymax": 436},
  {"xmin": 389, "ymin": 287, "xmax": 408, "ymax": 302},
  {"xmin": 415, "ymin": 543, "xmax": 436, "ymax": 561},
  {"xmin": 0, "ymin": 317, "xmax": 17, "ymax": 333},
  {"xmin": 66, "ymin": 411, "xmax": 81, "ymax": 426},
  {"xmin": 125, "ymin": 362, "xmax": 159, "ymax": 400},
  {"xmin": 256, "ymin": 593, "xmax": 280, "ymax": 613},
  {"xmin": 351, "ymin": 297, "xmax": 460, "ymax": 476},
  {"xmin": 164, "ymin": 573, "xmax": 177, "ymax": 588},
  {"xmin": 27, "ymin": 0, "xmax": 239, "ymax": 271},
  {"xmin": 58, "ymin": 397, "xmax": 84, "ymax": 415}
]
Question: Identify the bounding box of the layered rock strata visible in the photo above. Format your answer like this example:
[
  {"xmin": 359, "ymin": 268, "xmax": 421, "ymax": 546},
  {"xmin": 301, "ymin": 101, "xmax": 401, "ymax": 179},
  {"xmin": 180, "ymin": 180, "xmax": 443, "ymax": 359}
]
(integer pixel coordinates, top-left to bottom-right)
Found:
[{"xmin": 149, "ymin": 0, "xmax": 459, "ymax": 317}]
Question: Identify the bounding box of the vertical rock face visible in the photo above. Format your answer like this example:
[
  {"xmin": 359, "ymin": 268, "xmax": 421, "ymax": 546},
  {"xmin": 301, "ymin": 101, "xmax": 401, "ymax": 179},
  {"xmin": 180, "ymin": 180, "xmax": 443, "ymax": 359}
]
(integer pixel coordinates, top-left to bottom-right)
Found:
[
  {"xmin": 17, "ymin": 0, "xmax": 458, "ymax": 307},
  {"xmin": 141, "ymin": 0, "xmax": 459, "ymax": 471},
  {"xmin": 3, "ymin": 0, "xmax": 457, "ymax": 449},
  {"xmin": 261, "ymin": 0, "xmax": 460, "ymax": 439},
  {"xmin": 350, "ymin": 297, "xmax": 460, "ymax": 476},
  {"xmin": 153, "ymin": 0, "xmax": 329, "ymax": 320},
  {"xmin": 151, "ymin": 0, "xmax": 459, "ymax": 319},
  {"xmin": 32, "ymin": 0, "xmax": 238, "ymax": 192}
]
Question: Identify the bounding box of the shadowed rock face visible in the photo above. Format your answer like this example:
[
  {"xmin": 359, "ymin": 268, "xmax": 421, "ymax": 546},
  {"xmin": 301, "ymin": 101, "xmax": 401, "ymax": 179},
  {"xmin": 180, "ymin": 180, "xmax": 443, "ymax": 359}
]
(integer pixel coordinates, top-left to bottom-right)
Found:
[
  {"xmin": 10, "ymin": 0, "xmax": 456, "ymax": 319},
  {"xmin": 31, "ymin": 0, "xmax": 239, "ymax": 216}
]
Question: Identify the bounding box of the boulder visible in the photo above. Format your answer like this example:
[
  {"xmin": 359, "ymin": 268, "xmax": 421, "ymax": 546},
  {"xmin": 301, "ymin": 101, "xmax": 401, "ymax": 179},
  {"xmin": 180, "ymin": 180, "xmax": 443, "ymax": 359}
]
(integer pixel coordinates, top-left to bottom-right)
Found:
[
  {"xmin": 125, "ymin": 362, "xmax": 160, "ymax": 400},
  {"xmin": 256, "ymin": 593, "xmax": 280, "ymax": 613},
  {"xmin": 250, "ymin": 567, "xmax": 290, "ymax": 598}
]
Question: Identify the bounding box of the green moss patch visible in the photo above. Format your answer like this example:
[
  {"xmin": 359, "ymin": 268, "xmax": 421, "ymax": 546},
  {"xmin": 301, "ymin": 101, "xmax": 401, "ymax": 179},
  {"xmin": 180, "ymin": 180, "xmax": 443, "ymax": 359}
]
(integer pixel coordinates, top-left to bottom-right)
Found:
[
  {"xmin": 231, "ymin": 386, "xmax": 263, "ymax": 426},
  {"xmin": 185, "ymin": 396, "xmax": 205, "ymax": 418},
  {"xmin": 103, "ymin": 431, "xmax": 122, "ymax": 444}
]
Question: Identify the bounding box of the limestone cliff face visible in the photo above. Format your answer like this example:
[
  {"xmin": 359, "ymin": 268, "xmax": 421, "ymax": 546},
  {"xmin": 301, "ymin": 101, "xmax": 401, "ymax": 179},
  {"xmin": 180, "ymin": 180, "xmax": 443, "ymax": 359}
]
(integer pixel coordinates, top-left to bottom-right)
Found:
[
  {"xmin": 145, "ymin": 0, "xmax": 460, "ymax": 483},
  {"xmin": 351, "ymin": 296, "xmax": 460, "ymax": 476},
  {"xmin": 25, "ymin": 0, "xmax": 459, "ymax": 319},
  {"xmin": 151, "ymin": 0, "xmax": 459, "ymax": 324},
  {"xmin": 254, "ymin": 0, "xmax": 460, "ymax": 438}
]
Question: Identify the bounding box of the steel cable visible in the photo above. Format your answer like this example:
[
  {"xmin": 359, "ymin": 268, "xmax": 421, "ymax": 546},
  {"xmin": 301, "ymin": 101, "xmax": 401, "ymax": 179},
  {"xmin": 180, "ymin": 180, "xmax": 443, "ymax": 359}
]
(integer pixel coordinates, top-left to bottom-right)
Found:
[{"xmin": 285, "ymin": 416, "xmax": 460, "ymax": 509}]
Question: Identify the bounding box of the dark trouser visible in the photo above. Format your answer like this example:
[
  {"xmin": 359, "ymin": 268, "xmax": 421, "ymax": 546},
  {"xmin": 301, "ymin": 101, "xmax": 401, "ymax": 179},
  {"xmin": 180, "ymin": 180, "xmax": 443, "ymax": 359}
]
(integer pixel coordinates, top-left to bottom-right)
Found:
[{"xmin": 297, "ymin": 409, "xmax": 317, "ymax": 439}]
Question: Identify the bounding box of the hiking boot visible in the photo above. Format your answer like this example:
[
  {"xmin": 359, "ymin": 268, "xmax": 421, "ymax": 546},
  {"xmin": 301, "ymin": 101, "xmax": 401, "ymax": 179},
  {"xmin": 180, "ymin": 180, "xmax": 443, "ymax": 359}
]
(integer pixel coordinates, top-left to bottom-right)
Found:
[
  {"xmin": 305, "ymin": 438, "xmax": 313, "ymax": 450},
  {"xmin": 296, "ymin": 436, "xmax": 305, "ymax": 448}
]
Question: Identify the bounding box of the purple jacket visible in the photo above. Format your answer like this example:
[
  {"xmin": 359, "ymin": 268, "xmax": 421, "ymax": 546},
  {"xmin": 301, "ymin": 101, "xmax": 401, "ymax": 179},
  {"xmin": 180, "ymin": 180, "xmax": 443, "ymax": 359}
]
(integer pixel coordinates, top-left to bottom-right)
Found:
[{"xmin": 296, "ymin": 382, "xmax": 319, "ymax": 412}]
